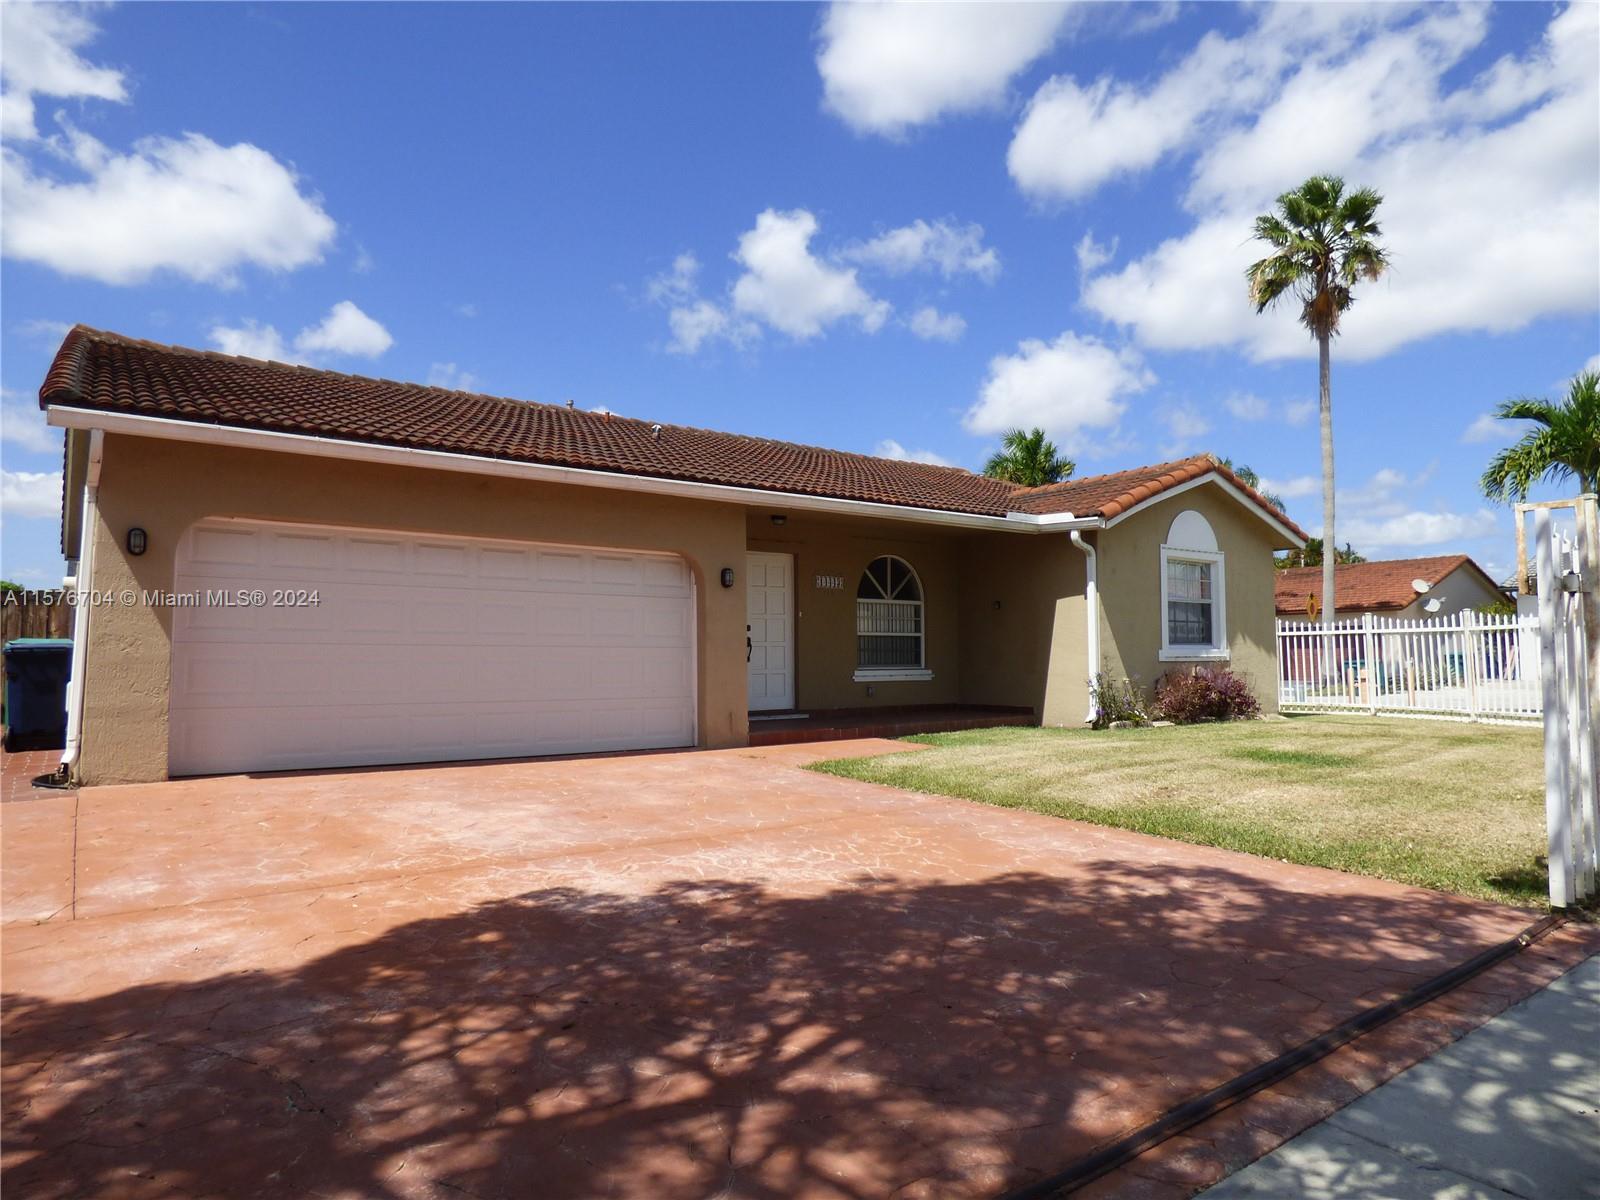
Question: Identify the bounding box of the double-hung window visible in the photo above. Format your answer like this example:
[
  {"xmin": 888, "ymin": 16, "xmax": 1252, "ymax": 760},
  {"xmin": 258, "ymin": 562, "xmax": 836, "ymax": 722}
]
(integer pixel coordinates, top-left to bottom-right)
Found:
[{"xmin": 1159, "ymin": 512, "xmax": 1228, "ymax": 661}]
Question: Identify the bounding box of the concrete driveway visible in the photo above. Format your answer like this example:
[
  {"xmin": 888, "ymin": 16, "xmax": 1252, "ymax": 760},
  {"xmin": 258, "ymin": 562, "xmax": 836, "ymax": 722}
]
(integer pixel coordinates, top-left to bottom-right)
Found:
[{"xmin": 2, "ymin": 741, "xmax": 1594, "ymax": 1200}]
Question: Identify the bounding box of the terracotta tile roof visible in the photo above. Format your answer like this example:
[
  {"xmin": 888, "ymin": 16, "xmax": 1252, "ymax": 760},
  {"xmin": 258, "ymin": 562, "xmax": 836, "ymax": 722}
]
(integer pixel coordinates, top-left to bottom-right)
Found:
[
  {"xmin": 39, "ymin": 325, "xmax": 1304, "ymax": 536},
  {"xmin": 1274, "ymin": 555, "xmax": 1496, "ymax": 615}
]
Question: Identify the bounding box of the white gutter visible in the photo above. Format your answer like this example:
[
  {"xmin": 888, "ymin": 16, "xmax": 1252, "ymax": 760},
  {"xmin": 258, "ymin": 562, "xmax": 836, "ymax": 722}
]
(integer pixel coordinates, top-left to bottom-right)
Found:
[
  {"xmin": 46, "ymin": 407, "xmax": 1102, "ymax": 536},
  {"xmin": 1069, "ymin": 528, "xmax": 1100, "ymax": 724},
  {"xmin": 60, "ymin": 429, "xmax": 104, "ymax": 775}
]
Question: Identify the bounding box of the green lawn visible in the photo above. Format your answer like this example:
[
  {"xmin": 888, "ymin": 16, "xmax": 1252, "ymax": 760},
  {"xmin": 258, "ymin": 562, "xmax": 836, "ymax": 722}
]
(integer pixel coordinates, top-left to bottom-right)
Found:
[{"xmin": 810, "ymin": 717, "xmax": 1548, "ymax": 908}]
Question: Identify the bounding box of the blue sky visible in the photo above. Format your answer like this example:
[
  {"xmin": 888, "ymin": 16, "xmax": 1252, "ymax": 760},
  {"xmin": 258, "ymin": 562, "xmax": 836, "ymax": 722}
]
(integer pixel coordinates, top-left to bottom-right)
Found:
[{"xmin": 3, "ymin": 1, "xmax": 1596, "ymax": 585}]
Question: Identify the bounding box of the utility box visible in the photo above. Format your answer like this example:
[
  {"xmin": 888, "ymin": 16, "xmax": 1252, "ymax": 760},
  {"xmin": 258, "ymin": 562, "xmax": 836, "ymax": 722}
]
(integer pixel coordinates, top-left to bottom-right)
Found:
[{"xmin": 3, "ymin": 639, "xmax": 74, "ymax": 752}]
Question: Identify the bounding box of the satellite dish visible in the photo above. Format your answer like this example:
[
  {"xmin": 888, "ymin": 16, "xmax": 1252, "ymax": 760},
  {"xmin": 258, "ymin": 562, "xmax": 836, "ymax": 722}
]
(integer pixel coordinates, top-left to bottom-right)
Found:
[
  {"xmin": 1412, "ymin": 578, "xmax": 1433, "ymax": 594},
  {"xmin": 1423, "ymin": 597, "xmax": 1443, "ymax": 613}
]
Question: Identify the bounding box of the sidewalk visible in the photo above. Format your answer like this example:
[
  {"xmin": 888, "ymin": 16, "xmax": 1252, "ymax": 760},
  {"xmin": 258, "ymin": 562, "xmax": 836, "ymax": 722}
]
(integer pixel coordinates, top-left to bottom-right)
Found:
[{"xmin": 1201, "ymin": 952, "xmax": 1600, "ymax": 1200}]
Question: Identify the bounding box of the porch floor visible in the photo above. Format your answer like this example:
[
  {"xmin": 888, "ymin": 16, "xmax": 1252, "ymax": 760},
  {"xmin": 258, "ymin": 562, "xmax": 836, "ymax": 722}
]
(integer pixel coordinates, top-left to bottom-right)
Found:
[{"xmin": 747, "ymin": 704, "xmax": 1034, "ymax": 746}]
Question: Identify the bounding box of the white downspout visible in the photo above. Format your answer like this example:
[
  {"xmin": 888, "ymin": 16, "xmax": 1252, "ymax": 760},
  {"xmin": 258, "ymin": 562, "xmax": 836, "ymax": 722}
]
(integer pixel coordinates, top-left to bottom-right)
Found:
[
  {"xmin": 1070, "ymin": 528, "xmax": 1099, "ymax": 724},
  {"xmin": 60, "ymin": 430, "xmax": 104, "ymax": 776}
]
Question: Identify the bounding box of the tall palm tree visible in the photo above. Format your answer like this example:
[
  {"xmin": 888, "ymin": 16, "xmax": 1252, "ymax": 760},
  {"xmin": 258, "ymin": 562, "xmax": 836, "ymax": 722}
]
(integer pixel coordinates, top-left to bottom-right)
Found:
[
  {"xmin": 1247, "ymin": 175, "xmax": 1389, "ymax": 624},
  {"xmin": 983, "ymin": 428, "xmax": 1075, "ymax": 487},
  {"xmin": 1480, "ymin": 370, "xmax": 1600, "ymax": 502}
]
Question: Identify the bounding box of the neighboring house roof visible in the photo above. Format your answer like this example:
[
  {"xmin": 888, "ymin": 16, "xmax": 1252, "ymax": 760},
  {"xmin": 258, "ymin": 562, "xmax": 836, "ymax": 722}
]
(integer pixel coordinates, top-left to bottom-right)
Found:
[
  {"xmin": 1274, "ymin": 554, "xmax": 1500, "ymax": 615},
  {"xmin": 40, "ymin": 326, "xmax": 1304, "ymax": 536}
]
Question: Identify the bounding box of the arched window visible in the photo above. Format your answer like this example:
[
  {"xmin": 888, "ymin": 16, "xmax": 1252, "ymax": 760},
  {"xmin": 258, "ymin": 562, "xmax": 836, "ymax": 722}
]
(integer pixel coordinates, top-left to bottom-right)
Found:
[
  {"xmin": 1159, "ymin": 510, "xmax": 1228, "ymax": 660},
  {"xmin": 856, "ymin": 555, "xmax": 925, "ymax": 673}
]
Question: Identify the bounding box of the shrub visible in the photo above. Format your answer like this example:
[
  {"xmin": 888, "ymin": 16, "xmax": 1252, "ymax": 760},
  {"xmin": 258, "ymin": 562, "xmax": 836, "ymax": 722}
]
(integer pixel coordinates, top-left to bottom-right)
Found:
[
  {"xmin": 1154, "ymin": 666, "xmax": 1261, "ymax": 724},
  {"xmin": 1089, "ymin": 672, "xmax": 1150, "ymax": 729}
]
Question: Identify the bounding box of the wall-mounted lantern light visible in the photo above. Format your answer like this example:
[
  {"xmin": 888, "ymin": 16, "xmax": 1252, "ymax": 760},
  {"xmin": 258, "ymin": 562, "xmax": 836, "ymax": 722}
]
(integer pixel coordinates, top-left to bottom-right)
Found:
[
  {"xmin": 720, "ymin": 568, "xmax": 735, "ymax": 588},
  {"xmin": 770, "ymin": 514, "xmax": 787, "ymax": 526},
  {"xmin": 126, "ymin": 527, "xmax": 148, "ymax": 557}
]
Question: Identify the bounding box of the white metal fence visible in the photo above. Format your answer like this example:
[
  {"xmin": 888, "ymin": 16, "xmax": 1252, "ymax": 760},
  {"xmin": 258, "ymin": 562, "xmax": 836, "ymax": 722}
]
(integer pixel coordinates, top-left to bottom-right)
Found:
[{"xmin": 1276, "ymin": 610, "xmax": 1541, "ymax": 724}]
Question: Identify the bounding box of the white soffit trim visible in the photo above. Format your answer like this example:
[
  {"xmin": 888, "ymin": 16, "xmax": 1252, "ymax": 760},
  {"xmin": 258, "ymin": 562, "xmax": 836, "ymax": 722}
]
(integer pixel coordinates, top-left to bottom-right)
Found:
[
  {"xmin": 1102, "ymin": 473, "xmax": 1305, "ymax": 547},
  {"xmin": 47, "ymin": 406, "xmax": 1100, "ymax": 535}
]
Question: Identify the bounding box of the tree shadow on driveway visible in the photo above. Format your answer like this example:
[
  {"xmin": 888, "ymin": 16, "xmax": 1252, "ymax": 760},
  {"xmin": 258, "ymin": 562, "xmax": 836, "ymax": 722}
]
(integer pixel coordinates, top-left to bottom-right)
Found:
[{"xmin": 1, "ymin": 862, "xmax": 1528, "ymax": 1200}]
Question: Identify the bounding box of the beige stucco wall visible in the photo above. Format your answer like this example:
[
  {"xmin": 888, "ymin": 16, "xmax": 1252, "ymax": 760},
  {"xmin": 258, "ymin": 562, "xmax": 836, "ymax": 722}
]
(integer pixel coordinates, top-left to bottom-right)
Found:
[
  {"xmin": 957, "ymin": 533, "xmax": 1089, "ymax": 725},
  {"xmin": 74, "ymin": 435, "xmax": 1293, "ymax": 782},
  {"xmin": 1096, "ymin": 485, "xmax": 1287, "ymax": 712},
  {"xmin": 76, "ymin": 435, "xmax": 750, "ymax": 784},
  {"xmin": 746, "ymin": 511, "xmax": 963, "ymax": 710}
]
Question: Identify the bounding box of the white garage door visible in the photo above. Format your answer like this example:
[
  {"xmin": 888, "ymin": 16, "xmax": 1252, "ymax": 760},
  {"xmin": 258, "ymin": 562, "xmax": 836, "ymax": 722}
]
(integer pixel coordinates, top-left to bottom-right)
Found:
[{"xmin": 169, "ymin": 519, "xmax": 696, "ymax": 776}]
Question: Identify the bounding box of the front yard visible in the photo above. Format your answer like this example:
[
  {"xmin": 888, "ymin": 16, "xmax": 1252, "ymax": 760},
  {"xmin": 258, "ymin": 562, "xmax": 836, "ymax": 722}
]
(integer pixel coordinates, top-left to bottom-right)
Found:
[{"xmin": 812, "ymin": 716, "xmax": 1548, "ymax": 907}]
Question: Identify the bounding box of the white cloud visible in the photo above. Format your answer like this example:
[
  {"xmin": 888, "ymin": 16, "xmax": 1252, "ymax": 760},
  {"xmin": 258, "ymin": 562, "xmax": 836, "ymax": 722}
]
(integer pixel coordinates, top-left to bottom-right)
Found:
[
  {"xmin": 817, "ymin": 1, "xmax": 1074, "ymax": 137},
  {"xmin": 1584, "ymin": 353, "xmax": 1600, "ymax": 376},
  {"xmin": 1, "ymin": 388, "xmax": 58, "ymax": 453},
  {"xmin": 1223, "ymin": 391, "xmax": 1270, "ymax": 421},
  {"xmin": 647, "ymin": 252, "xmax": 756, "ymax": 354},
  {"xmin": 208, "ymin": 319, "xmax": 289, "ymax": 361},
  {"xmin": 14, "ymin": 317, "xmax": 73, "ymax": 343},
  {"xmin": 1283, "ymin": 399, "xmax": 1317, "ymax": 426},
  {"xmin": 294, "ymin": 300, "xmax": 393, "ymax": 358},
  {"xmin": 1158, "ymin": 404, "xmax": 1211, "ymax": 456},
  {"xmin": 1, "ymin": 469, "xmax": 61, "ymax": 519},
  {"xmin": 907, "ymin": 306, "xmax": 966, "ymax": 342},
  {"xmin": 965, "ymin": 331, "xmax": 1153, "ymax": 450},
  {"xmin": 668, "ymin": 301, "xmax": 742, "ymax": 355},
  {"xmin": 1064, "ymin": 4, "xmax": 1599, "ymax": 362},
  {"xmin": 426, "ymin": 363, "xmax": 480, "ymax": 392},
  {"xmin": 651, "ymin": 211, "xmax": 1004, "ymax": 351},
  {"xmin": 0, "ymin": 3, "xmax": 127, "ymax": 142},
  {"xmin": 731, "ymin": 209, "xmax": 890, "ymax": 340},
  {"xmin": 873, "ymin": 439, "xmax": 952, "ymax": 466},
  {"xmin": 840, "ymin": 218, "xmax": 999, "ymax": 281},
  {"xmin": 1074, "ymin": 231, "xmax": 1116, "ymax": 276},
  {"xmin": 4, "ymin": 126, "xmax": 338, "ymax": 286},
  {"xmin": 454, "ymin": 303, "xmax": 478, "ymax": 318},
  {"xmin": 1340, "ymin": 509, "xmax": 1500, "ymax": 550},
  {"xmin": 1339, "ymin": 466, "xmax": 1419, "ymax": 519},
  {"xmin": 210, "ymin": 302, "xmax": 392, "ymax": 364},
  {"xmin": 1461, "ymin": 412, "xmax": 1508, "ymax": 444},
  {"xmin": 1258, "ymin": 474, "xmax": 1319, "ymax": 500}
]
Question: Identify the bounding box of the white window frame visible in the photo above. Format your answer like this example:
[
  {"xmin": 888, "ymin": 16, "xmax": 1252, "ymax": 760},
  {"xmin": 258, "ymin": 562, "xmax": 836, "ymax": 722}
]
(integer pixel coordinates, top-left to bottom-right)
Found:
[
  {"xmin": 1159, "ymin": 545, "xmax": 1229, "ymax": 661},
  {"xmin": 853, "ymin": 554, "xmax": 933, "ymax": 682}
]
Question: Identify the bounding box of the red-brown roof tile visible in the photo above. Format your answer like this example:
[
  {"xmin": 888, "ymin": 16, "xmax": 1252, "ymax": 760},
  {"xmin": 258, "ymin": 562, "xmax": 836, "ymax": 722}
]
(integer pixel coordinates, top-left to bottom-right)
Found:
[
  {"xmin": 1274, "ymin": 555, "xmax": 1498, "ymax": 615},
  {"xmin": 39, "ymin": 325, "xmax": 1304, "ymax": 537}
]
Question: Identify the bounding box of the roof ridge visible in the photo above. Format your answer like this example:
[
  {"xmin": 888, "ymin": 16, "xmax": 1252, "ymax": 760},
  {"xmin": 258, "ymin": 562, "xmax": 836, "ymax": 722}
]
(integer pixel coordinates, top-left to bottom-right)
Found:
[
  {"xmin": 1011, "ymin": 455, "xmax": 1211, "ymax": 497},
  {"xmin": 59, "ymin": 325, "xmax": 998, "ymax": 482}
]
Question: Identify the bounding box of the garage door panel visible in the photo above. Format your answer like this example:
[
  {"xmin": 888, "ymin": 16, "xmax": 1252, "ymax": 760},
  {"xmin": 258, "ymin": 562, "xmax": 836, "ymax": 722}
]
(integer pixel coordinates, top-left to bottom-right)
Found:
[
  {"xmin": 188, "ymin": 525, "xmax": 263, "ymax": 570},
  {"xmin": 347, "ymin": 536, "xmax": 409, "ymax": 577},
  {"xmin": 170, "ymin": 520, "xmax": 696, "ymax": 775},
  {"xmin": 270, "ymin": 531, "xmax": 339, "ymax": 571}
]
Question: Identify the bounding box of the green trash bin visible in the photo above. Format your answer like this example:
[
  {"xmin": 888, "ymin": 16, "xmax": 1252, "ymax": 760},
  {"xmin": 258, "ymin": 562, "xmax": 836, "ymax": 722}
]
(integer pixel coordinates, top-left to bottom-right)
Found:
[{"xmin": 3, "ymin": 638, "xmax": 74, "ymax": 752}]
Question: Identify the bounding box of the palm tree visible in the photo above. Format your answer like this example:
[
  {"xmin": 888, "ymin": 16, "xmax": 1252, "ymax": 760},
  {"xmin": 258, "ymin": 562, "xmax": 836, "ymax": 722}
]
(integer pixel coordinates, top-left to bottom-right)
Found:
[
  {"xmin": 983, "ymin": 428, "xmax": 1075, "ymax": 487},
  {"xmin": 1480, "ymin": 371, "xmax": 1600, "ymax": 502},
  {"xmin": 1247, "ymin": 175, "xmax": 1389, "ymax": 624},
  {"xmin": 1217, "ymin": 458, "xmax": 1286, "ymax": 514},
  {"xmin": 1274, "ymin": 538, "xmax": 1367, "ymax": 569}
]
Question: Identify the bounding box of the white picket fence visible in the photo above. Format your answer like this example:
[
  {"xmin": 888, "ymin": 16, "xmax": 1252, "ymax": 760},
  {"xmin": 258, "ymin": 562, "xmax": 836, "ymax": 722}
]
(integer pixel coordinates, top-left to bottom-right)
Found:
[{"xmin": 1276, "ymin": 610, "xmax": 1541, "ymax": 724}]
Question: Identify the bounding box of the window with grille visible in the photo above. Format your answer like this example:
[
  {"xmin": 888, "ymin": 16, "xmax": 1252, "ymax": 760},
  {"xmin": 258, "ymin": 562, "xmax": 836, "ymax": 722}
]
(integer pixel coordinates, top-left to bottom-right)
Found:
[{"xmin": 856, "ymin": 556, "xmax": 924, "ymax": 671}]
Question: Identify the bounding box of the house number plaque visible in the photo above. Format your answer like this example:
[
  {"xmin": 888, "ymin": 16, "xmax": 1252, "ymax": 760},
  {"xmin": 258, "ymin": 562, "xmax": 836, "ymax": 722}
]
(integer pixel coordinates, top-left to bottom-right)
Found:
[{"xmin": 815, "ymin": 574, "xmax": 845, "ymax": 591}]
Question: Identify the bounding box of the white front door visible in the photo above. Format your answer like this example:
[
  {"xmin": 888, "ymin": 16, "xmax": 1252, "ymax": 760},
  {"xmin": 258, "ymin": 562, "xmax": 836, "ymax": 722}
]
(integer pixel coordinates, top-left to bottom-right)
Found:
[
  {"xmin": 746, "ymin": 551, "xmax": 794, "ymax": 711},
  {"xmin": 168, "ymin": 518, "xmax": 697, "ymax": 775}
]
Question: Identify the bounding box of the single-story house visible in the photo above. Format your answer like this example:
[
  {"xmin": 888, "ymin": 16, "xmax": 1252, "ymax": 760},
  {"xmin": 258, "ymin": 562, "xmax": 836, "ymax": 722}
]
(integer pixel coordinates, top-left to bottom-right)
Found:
[
  {"xmin": 40, "ymin": 326, "xmax": 1305, "ymax": 784},
  {"xmin": 1275, "ymin": 555, "xmax": 1504, "ymax": 623}
]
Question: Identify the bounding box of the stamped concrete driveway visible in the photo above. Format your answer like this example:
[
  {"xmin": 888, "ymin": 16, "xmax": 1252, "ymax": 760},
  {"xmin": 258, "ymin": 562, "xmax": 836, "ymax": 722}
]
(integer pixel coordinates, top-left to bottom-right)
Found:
[{"xmin": 3, "ymin": 741, "xmax": 1594, "ymax": 1200}]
